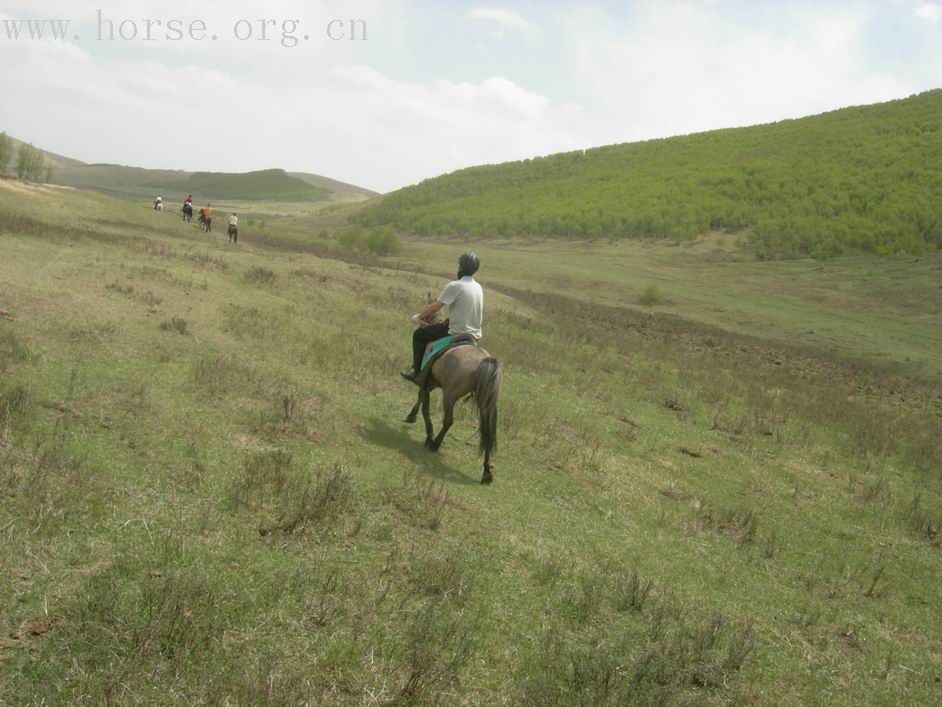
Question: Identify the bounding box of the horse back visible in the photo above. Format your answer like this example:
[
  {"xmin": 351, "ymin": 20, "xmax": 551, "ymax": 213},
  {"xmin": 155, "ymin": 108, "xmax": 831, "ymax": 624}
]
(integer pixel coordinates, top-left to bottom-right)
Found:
[{"xmin": 430, "ymin": 345, "xmax": 491, "ymax": 396}]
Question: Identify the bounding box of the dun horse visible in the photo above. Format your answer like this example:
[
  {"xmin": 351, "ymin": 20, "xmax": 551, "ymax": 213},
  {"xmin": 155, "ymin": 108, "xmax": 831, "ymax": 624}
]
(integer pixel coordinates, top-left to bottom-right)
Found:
[{"xmin": 404, "ymin": 305, "xmax": 502, "ymax": 484}]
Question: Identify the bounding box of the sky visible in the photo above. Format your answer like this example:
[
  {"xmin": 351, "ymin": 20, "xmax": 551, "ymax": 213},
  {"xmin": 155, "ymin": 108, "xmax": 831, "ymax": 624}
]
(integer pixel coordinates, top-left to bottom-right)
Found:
[{"xmin": 0, "ymin": 0, "xmax": 940, "ymax": 193}]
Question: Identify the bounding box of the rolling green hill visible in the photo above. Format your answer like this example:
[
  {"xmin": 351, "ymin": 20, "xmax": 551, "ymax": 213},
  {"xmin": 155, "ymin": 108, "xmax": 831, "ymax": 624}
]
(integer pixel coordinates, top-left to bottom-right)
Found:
[
  {"xmin": 169, "ymin": 169, "xmax": 330, "ymax": 202},
  {"xmin": 0, "ymin": 135, "xmax": 377, "ymax": 204},
  {"xmin": 357, "ymin": 90, "xmax": 942, "ymax": 259}
]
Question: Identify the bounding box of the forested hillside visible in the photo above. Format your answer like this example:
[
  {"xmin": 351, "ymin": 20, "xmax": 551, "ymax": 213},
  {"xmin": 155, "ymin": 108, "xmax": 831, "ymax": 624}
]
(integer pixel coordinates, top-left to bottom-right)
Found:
[{"xmin": 357, "ymin": 90, "xmax": 942, "ymax": 258}]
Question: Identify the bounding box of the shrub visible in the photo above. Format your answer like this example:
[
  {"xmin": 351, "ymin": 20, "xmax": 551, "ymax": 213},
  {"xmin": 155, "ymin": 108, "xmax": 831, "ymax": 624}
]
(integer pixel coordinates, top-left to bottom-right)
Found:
[
  {"xmin": 246, "ymin": 266, "xmax": 276, "ymax": 285},
  {"xmin": 339, "ymin": 227, "xmax": 402, "ymax": 256},
  {"xmin": 638, "ymin": 284, "xmax": 667, "ymax": 306},
  {"xmin": 159, "ymin": 317, "xmax": 189, "ymax": 335}
]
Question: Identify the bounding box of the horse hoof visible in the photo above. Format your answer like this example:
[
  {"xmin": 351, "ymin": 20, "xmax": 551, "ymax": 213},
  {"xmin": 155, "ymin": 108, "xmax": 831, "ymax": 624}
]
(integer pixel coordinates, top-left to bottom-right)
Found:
[
  {"xmin": 427, "ymin": 442, "xmax": 441, "ymax": 453},
  {"xmin": 481, "ymin": 473, "xmax": 493, "ymax": 485},
  {"xmin": 424, "ymin": 438, "xmax": 434, "ymax": 449},
  {"xmin": 405, "ymin": 415, "xmax": 417, "ymax": 424}
]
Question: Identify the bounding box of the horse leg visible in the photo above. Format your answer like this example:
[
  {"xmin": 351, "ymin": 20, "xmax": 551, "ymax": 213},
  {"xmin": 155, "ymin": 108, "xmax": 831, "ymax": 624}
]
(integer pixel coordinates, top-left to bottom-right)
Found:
[
  {"xmin": 428, "ymin": 390, "xmax": 457, "ymax": 452},
  {"xmin": 421, "ymin": 387, "xmax": 434, "ymax": 448},
  {"xmin": 405, "ymin": 392, "xmax": 421, "ymax": 424},
  {"xmin": 482, "ymin": 446, "xmax": 494, "ymax": 485}
]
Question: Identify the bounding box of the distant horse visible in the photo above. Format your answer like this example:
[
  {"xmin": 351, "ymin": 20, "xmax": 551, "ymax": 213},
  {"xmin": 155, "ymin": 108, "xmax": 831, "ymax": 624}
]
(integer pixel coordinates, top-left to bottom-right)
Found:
[
  {"xmin": 198, "ymin": 212, "xmax": 213, "ymax": 232},
  {"xmin": 404, "ymin": 299, "xmax": 502, "ymax": 484},
  {"xmin": 183, "ymin": 203, "xmax": 193, "ymax": 222},
  {"xmin": 154, "ymin": 202, "xmax": 163, "ymax": 211},
  {"xmin": 228, "ymin": 224, "xmax": 238, "ymax": 243}
]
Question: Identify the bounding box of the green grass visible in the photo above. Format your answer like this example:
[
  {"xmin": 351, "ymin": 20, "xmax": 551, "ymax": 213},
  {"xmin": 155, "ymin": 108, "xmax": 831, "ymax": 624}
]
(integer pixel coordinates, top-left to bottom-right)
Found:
[
  {"xmin": 0, "ymin": 134, "xmax": 377, "ymax": 205},
  {"xmin": 170, "ymin": 169, "xmax": 329, "ymax": 202},
  {"xmin": 1, "ymin": 180, "xmax": 941, "ymax": 703},
  {"xmin": 386, "ymin": 234, "xmax": 942, "ymax": 380},
  {"xmin": 357, "ymin": 89, "xmax": 942, "ymax": 258}
]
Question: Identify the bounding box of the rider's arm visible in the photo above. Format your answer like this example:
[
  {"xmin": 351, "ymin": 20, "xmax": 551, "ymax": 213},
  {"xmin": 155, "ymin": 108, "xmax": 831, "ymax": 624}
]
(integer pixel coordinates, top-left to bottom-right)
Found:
[{"xmin": 417, "ymin": 301, "xmax": 444, "ymax": 322}]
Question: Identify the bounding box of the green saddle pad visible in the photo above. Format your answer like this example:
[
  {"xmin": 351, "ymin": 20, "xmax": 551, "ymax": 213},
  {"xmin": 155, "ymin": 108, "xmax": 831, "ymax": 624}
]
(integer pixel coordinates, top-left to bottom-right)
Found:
[{"xmin": 421, "ymin": 335, "xmax": 476, "ymax": 371}]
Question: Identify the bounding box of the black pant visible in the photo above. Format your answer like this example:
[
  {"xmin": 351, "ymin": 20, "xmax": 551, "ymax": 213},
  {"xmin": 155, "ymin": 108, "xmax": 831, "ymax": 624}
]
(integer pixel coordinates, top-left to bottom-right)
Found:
[{"xmin": 412, "ymin": 321, "xmax": 450, "ymax": 373}]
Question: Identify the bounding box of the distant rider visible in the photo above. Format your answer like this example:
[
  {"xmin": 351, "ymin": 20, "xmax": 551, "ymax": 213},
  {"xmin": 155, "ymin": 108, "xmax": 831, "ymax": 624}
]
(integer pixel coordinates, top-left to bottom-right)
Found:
[
  {"xmin": 228, "ymin": 213, "xmax": 239, "ymax": 243},
  {"xmin": 401, "ymin": 251, "xmax": 483, "ymax": 381},
  {"xmin": 154, "ymin": 195, "xmax": 162, "ymax": 210}
]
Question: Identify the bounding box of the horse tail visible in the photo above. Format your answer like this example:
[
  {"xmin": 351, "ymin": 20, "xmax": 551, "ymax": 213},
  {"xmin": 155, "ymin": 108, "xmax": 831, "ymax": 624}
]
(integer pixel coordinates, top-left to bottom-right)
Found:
[{"xmin": 475, "ymin": 357, "xmax": 501, "ymax": 456}]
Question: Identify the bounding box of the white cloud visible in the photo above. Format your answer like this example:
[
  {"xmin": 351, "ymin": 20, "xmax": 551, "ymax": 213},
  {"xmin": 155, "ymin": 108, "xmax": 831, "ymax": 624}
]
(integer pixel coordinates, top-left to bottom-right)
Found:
[
  {"xmin": 0, "ymin": 31, "xmax": 580, "ymax": 191},
  {"xmin": 466, "ymin": 7, "xmax": 537, "ymax": 38},
  {"xmin": 552, "ymin": 1, "xmax": 917, "ymax": 145},
  {"xmin": 913, "ymin": 2, "xmax": 942, "ymax": 20}
]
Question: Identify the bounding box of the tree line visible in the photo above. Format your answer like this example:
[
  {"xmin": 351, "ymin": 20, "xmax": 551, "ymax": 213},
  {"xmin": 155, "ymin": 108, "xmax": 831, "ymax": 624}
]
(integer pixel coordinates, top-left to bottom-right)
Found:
[
  {"xmin": 0, "ymin": 133, "xmax": 54, "ymax": 182},
  {"xmin": 355, "ymin": 90, "xmax": 942, "ymax": 259}
]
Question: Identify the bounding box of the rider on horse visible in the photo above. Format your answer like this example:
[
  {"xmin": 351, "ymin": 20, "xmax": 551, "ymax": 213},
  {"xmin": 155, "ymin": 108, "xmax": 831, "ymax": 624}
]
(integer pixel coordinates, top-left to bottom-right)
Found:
[{"xmin": 401, "ymin": 251, "xmax": 483, "ymax": 382}]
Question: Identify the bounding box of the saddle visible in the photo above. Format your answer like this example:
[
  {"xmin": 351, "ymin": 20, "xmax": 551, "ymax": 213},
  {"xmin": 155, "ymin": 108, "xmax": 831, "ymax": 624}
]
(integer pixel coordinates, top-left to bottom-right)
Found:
[{"xmin": 414, "ymin": 334, "xmax": 477, "ymax": 388}]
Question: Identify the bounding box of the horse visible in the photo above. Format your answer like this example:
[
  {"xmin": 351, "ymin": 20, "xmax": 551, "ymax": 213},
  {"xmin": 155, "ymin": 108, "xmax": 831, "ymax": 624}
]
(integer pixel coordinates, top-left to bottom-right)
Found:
[
  {"xmin": 404, "ymin": 302, "xmax": 502, "ymax": 484},
  {"xmin": 228, "ymin": 224, "xmax": 239, "ymax": 243},
  {"xmin": 183, "ymin": 203, "xmax": 193, "ymax": 222},
  {"xmin": 154, "ymin": 202, "xmax": 163, "ymax": 211},
  {"xmin": 198, "ymin": 213, "xmax": 213, "ymax": 232}
]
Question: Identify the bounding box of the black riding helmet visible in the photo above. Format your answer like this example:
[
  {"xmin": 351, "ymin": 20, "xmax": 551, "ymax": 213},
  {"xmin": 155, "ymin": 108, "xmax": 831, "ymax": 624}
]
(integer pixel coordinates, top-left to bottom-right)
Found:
[{"xmin": 458, "ymin": 251, "xmax": 480, "ymax": 276}]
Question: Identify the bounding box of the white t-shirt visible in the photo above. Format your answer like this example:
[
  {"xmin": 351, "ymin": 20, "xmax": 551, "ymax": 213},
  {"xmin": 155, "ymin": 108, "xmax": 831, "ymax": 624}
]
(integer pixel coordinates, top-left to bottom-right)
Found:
[{"xmin": 438, "ymin": 276, "xmax": 483, "ymax": 339}]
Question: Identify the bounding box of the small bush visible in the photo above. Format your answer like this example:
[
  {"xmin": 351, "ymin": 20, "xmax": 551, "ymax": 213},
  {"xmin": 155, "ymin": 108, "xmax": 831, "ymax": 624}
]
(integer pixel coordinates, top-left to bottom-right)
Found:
[
  {"xmin": 612, "ymin": 567, "xmax": 654, "ymax": 612},
  {"xmin": 159, "ymin": 317, "xmax": 189, "ymax": 335},
  {"xmin": 695, "ymin": 501, "xmax": 759, "ymax": 545},
  {"xmin": 228, "ymin": 448, "xmax": 295, "ymax": 510},
  {"xmin": 339, "ymin": 227, "xmax": 402, "ymax": 256},
  {"xmin": 260, "ymin": 464, "xmax": 354, "ymax": 536},
  {"xmin": 193, "ymin": 355, "xmax": 260, "ymax": 396},
  {"xmin": 638, "ymin": 284, "xmax": 667, "ymax": 306},
  {"xmin": 0, "ymin": 384, "xmax": 32, "ymax": 433},
  {"xmin": 0, "ymin": 331, "xmax": 33, "ymax": 373},
  {"xmin": 246, "ymin": 266, "xmax": 276, "ymax": 285},
  {"xmin": 902, "ymin": 494, "xmax": 940, "ymax": 544}
]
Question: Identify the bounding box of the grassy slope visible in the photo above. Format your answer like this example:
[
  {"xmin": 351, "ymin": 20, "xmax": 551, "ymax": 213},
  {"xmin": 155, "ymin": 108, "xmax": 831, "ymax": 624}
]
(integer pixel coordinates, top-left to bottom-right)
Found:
[
  {"xmin": 390, "ymin": 234, "xmax": 942, "ymax": 379},
  {"xmin": 247, "ymin": 206, "xmax": 942, "ymax": 379},
  {"xmin": 2, "ymin": 135, "xmax": 84, "ymax": 172},
  {"xmin": 358, "ymin": 90, "xmax": 942, "ymax": 257},
  {"xmin": 289, "ymin": 171, "xmax": 380, "ymax": 201},
  {"xmin": 0, "ymin": 134, "xmax": 376, "ymax": 204},
  {"xmin": 1, "ymin": 181, "xmax": 941, "ymax": 704},
  {"xmin": 53, "ymin": 165, "xmax": 329, "ymax": 203}
]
